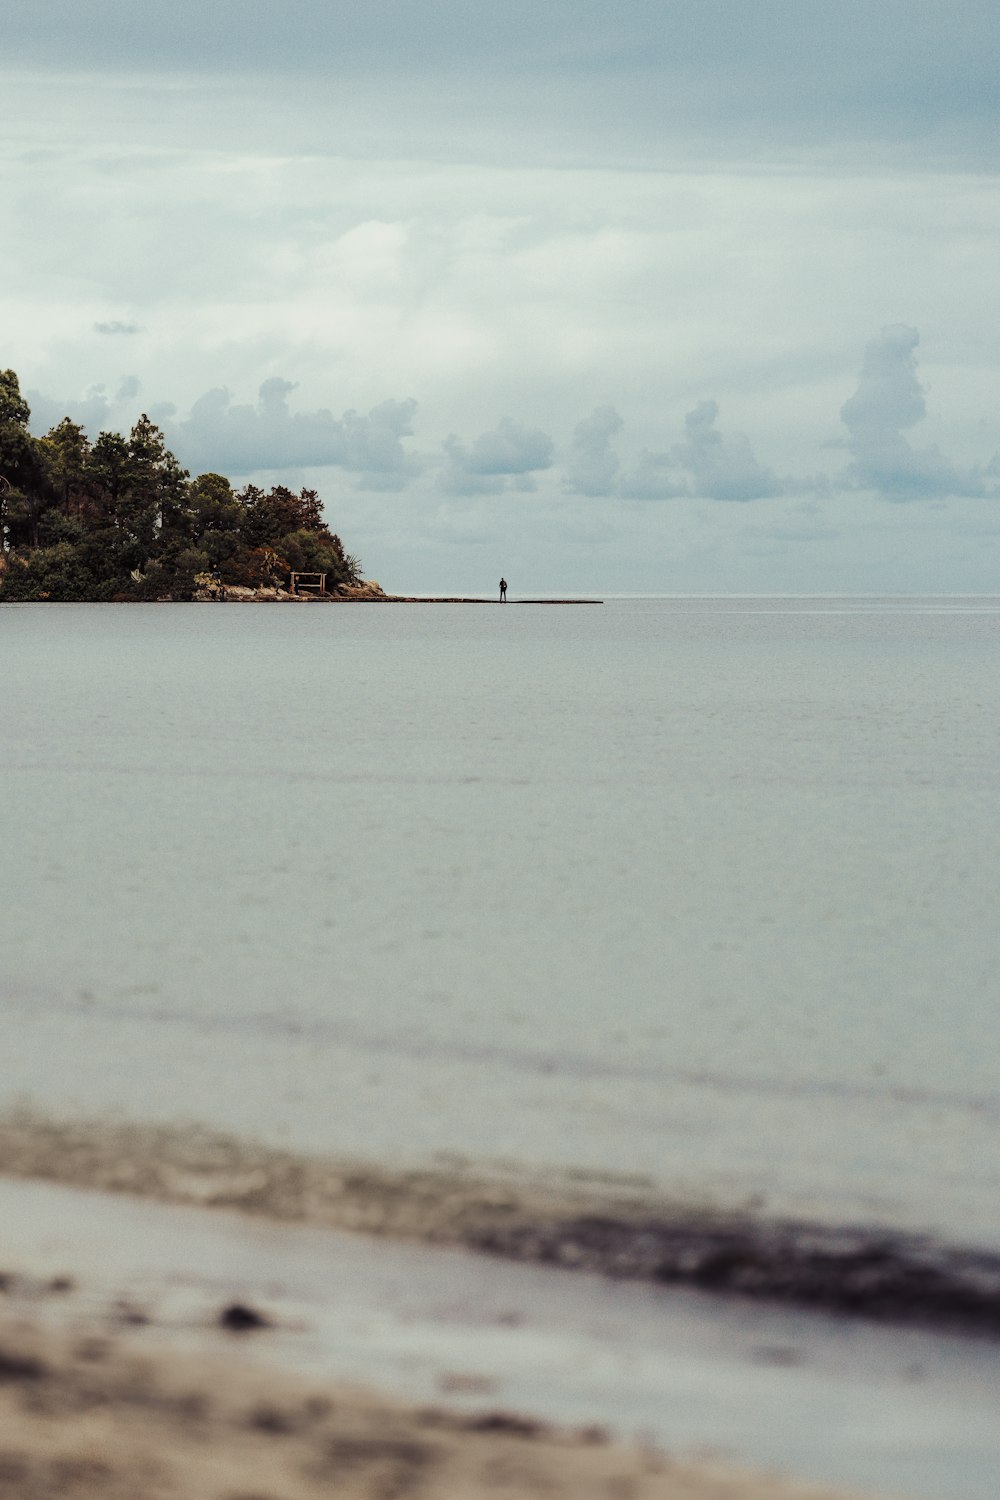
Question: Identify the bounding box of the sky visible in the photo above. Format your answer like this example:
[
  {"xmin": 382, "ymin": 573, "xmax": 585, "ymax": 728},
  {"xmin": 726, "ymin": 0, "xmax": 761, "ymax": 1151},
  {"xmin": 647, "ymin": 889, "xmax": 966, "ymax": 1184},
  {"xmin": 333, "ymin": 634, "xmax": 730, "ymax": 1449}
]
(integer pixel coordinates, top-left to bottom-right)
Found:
[{"xmin": 3, "ymin": 0, "xmax": 1000, "ymax": 594}]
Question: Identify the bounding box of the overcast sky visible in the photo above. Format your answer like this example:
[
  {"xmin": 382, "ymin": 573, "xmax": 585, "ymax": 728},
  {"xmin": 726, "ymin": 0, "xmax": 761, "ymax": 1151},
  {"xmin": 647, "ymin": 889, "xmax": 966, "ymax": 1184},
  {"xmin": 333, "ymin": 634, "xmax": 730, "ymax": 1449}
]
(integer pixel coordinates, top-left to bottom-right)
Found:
[{"xmin": 4, "ymin": 1, "xmax": 1000, "ymax": 592}]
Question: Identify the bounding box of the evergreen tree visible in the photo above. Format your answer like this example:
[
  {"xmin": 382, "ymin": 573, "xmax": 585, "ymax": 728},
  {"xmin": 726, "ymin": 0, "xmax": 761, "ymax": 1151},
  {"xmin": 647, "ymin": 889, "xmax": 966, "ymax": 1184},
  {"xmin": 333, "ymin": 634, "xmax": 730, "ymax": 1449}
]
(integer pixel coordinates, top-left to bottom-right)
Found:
[{"xmin": 0, "ymin": 370, "xmax": 365, "ymax": 601}]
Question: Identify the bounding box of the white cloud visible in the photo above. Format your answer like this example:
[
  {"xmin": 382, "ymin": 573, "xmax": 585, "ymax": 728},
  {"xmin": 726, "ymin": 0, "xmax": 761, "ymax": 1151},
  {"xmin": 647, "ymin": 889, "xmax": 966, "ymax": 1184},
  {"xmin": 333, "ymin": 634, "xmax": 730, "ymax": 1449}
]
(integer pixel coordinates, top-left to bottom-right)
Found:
[
  {"xmin": 619, "ymin": 401, "xmax": 781, "ymax": 503},
  {"xmin": 569, "ymin": 400, "xmax": 780, "ymax": 503},
  {"xmin": 838, "ymin": 326, "xmax": 998, "ymax": 500},
  {"xmin": 166, "ymin": 380, "xmax": 421, "ymax": 488},
  {"xmin": 440, "ymin": 417, "xmax": 554, "ymax": 496},
  {"xmin": 26, "ymin": 384, "xmax": 116, "ymax": 435},
  {"xmin": 674, "ymin": 400, "xmax": 781, "ymax": 503}
]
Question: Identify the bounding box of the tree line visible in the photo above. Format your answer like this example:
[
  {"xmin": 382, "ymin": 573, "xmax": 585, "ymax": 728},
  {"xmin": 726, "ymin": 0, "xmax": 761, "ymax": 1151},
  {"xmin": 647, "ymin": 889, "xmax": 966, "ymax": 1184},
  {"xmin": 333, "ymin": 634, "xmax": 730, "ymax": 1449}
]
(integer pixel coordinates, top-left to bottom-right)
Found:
[{"xmin": 0, "ymin": 369, "xmax": 362, "ymax": 601}]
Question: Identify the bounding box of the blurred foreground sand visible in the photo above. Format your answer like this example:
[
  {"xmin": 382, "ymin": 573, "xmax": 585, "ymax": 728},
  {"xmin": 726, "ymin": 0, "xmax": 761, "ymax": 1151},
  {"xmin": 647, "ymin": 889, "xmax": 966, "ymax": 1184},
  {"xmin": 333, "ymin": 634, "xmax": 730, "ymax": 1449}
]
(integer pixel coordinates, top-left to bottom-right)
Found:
[{"xmin": 0, "ymin": 1314, "xmax": 856, "ymax": 1500}]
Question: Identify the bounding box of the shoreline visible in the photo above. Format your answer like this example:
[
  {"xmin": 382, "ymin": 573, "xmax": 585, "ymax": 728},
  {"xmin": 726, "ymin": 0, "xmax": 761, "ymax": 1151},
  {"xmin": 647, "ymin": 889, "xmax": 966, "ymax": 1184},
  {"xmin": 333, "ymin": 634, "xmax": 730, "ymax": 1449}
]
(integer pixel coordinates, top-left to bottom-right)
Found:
[
  {"xmin": 369, "ymin": 596, "xmax": 605, "ymax": 604},
  {"xmin": 0, "ymin": 1316, "xmax": 856, "ymax": 1500},
  {"xmin": 2, "ymin": 1113, "xmax": 998, "ymax": 1339},
  {"xmin": 1, "ymin": 590, "xmax": 605, "ymax": 606},
  {"xmin": 189, "ymin": 594, "xmax": 605, "ymax": 605},
  {"xmin": 5, "ymin": 1173, "xmax": 1000, "ymax": 1500}
]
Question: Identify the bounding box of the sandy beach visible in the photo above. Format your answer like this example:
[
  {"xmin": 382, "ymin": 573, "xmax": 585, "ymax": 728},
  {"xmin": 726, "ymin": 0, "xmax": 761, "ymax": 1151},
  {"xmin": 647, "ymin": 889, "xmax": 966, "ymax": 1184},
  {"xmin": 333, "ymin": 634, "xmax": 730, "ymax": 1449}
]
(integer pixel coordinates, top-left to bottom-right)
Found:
[
  {"xmin": 0, "ymin": 1307, "xmax": 856, "ymax": 1500},
  {"xmin": 6, "ymin": 1168, "xmax": 1000, "ymax": 1500}
]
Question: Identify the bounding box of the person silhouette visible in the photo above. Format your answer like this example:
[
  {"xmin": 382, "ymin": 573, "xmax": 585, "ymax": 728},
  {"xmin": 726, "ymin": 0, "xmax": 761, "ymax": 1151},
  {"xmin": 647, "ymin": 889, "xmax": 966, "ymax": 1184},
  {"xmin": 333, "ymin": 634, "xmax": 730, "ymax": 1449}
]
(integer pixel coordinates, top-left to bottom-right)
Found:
[{"xmin": 499, "ymin": 577, "xmax": 507, "ymax": 601}]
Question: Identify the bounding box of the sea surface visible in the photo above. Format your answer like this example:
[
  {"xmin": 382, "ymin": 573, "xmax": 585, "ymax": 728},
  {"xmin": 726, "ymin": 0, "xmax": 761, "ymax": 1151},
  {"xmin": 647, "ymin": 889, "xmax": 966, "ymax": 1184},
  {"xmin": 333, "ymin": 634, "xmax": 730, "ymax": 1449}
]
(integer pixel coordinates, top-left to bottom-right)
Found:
[{"xmin": 3, "ymin": 596, "xmax": 1000, "ymax": 1252}]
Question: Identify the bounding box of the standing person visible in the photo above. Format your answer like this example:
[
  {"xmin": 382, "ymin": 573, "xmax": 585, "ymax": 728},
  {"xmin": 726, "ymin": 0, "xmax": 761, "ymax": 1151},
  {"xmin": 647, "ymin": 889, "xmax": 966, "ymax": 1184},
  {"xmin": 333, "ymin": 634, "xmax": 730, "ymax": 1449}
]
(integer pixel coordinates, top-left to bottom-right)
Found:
[{"xmin": 499, "ymin": 577, "xmax": 507, "ymax": 601}]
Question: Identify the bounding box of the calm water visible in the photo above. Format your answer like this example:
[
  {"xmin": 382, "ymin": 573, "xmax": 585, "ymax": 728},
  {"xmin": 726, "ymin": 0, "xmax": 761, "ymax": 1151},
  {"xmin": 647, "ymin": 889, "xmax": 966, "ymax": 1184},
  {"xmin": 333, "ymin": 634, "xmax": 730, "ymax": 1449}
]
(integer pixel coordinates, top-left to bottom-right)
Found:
[{"xmin": 3, "ymin": 598, "xmax": 1000, "ymax": 1246}]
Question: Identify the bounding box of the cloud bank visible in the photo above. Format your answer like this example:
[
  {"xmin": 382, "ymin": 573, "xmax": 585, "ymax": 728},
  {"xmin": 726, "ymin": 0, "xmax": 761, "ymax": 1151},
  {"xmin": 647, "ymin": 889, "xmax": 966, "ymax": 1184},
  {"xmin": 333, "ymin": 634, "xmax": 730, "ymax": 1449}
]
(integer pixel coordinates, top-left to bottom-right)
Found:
[
  {"xmin": 441, "ymin": 418, "xmax": 555, "ymax": 496},
  {"xmin": 24, "ymin": 328, "xmax": 1000, "ymax": 511},
  {"xmin": 166, "ymin": 381, "xmax": 422, "ymax": 490},
  {"xmin": 617, "ymin": 401, "xmax": 781, "ymax": 503}
]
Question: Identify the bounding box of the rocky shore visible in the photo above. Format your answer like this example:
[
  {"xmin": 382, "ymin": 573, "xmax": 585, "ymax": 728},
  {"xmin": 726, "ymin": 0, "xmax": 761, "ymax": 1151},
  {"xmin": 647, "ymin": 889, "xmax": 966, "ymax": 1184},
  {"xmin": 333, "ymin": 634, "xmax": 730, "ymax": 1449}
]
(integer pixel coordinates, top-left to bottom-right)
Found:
[
  {"xmin": 191, "ymin": 579, "xmax": 392, "ymax": 602},
  {"xmin": 191, "ymin": 580, "xmax": 602, "ymax": 603}
]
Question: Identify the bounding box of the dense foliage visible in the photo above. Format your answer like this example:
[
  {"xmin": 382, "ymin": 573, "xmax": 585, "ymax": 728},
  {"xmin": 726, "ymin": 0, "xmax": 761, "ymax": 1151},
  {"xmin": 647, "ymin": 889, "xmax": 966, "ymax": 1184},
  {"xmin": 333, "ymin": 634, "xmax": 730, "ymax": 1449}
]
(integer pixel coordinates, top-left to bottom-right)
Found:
[{"xmin": 0, "ymin": 369, "xmax": 362, "ymax": 601}]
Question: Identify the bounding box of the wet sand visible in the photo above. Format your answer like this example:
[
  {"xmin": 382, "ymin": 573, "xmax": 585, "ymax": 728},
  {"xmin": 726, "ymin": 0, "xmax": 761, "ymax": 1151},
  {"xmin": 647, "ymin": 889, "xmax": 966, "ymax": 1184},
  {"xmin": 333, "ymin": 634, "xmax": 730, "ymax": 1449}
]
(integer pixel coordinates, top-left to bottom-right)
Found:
[
  {"xmin": 0, "ymin": 1316, "xmax": 851, "ymax": 1500},
  {"xmin": 3, "ymin": 1114, "xmax": 998, "ymax": 1335},
  {"xmin": 5, "ymin": 1173, "xmax": 1000, "ymax": 1499}
]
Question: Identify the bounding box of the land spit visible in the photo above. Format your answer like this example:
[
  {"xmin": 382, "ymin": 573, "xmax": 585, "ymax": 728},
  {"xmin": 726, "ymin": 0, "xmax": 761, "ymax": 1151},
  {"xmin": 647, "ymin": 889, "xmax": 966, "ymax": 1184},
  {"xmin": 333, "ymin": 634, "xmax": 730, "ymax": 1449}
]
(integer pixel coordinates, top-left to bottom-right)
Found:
[
  {"xmin": 193, "ymin": 585, "xmax": 603, "ymax": 603},
  {"xmin": 364, "ymin": 597, "xmax": 605, "ymax": 604}
]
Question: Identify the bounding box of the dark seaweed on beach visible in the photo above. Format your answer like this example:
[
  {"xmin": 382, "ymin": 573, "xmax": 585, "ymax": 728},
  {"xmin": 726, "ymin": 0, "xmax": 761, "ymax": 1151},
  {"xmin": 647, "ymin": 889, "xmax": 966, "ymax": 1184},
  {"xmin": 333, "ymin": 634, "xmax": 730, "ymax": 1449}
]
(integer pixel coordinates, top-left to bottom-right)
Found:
[
  {"xmin": 464, "ymin": 1214, "xmax": 1000, "ymax": 1334},
  {"xmin": 5, "ymin": 1114, "xmax": 999, "ymax": 1338}
]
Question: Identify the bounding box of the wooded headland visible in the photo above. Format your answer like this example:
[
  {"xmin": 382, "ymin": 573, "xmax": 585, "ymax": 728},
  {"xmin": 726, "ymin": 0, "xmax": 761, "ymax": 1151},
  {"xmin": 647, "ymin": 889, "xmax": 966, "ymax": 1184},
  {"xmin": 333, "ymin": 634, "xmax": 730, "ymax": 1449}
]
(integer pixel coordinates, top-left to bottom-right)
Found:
[{"xmin": 0, "ymin": 368, "xmax": 363, "ymax": 603}]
